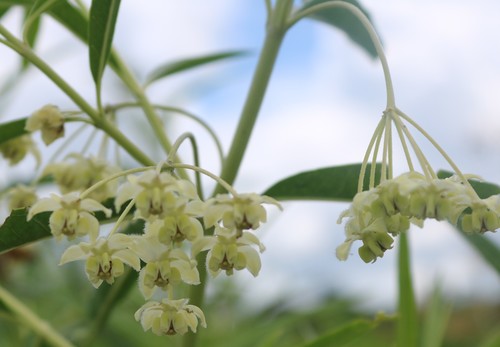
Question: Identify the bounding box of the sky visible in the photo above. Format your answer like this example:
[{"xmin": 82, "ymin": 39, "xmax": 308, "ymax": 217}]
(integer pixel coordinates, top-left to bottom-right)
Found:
[{"xmin": 1, "ymin": 1, "xmax": 499, "ymax": 311}]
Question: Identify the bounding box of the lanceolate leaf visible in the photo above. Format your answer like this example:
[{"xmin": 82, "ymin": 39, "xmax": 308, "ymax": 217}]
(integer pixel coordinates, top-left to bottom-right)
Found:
[
  {"xmin": 88, "ymin": 0, "xmax": 121, "ymax": 87},
  {"xmin": 263, "ymin": 163, "xmax": 381, "ymax": 201},
  {"xmin": 299, "ymin": 0, "xmax": 378, "ymax": 58},
  {"xmin": 0, "ymin": 4, "xmax": 11, "ymax": 19},
  {"xmin": 144, "ymin": 50, "xmax": 248, "ymax": 88},
  {"xmin": 0, "ymin": 118, "xmax": 28, "ymax": 145}
]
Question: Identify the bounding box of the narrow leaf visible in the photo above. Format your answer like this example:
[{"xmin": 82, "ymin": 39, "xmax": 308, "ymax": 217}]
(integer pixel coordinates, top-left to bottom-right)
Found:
[
  {"xmin": 0, "ymin": 4, "xmax": 11, "ymax": 19},
  {"xmin": 0, "ymin": 118, "xmax": 28, "ymax": 145},
  {"xmin": 299, "ymin": 0, "xmax": 378, "ymax": 58},
  {"xmin": 421, "ymin": 285, "xmax": 452, "ymax": 347},
  {"xmin": 144, "ymin": 50, "xmax": 248, "ymax": 87},
  {"xmin": 88, "ymin": 0, "xmax": 121, "ymax": 87},
  {"xmin": 263, "ymin": 163, "xmax": 381, "ymax": 201},
  {"xmin": 301, "ymin": 319, "xmax": 376, "ymax": 347}
]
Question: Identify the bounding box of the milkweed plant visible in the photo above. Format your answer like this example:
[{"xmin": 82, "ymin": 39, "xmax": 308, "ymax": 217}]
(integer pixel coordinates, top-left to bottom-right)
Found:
[{"xmin": 0, "ymin": 1, "xmax": 498, "ymax": 347}]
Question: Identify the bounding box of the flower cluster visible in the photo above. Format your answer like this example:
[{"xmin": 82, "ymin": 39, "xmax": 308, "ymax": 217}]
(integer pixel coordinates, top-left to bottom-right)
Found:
[
  {"xmin": 27, "ymin": 167, "xmax": 281, "ymax": 336},
  {"xmin": 337, "ymin": 171, "xmax": 498, "ymax": 263}
]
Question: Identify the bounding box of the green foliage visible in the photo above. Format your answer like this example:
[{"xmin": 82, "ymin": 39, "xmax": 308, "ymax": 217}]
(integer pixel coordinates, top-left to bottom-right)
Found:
[
  {"xmin": 88, "ymin": 0, "xmax": 121, "ymax": 91},
  {"xmin": 263, "ymin": 163, "xmax": 381, "ymax": 201},
  {"xmin": 0, "ymin": 209, "xmax": 50, "ymax": 254},
  {"xmin": 144, "ymin": 51, "xmax": 249, "ymax": 88},
  {"xmin": 299, "ymin": 0, "xmax": 378, "ymax": 58},
  {"xmin": 0, "ymin": 118, "xmax": 27, "ymax": 144}
]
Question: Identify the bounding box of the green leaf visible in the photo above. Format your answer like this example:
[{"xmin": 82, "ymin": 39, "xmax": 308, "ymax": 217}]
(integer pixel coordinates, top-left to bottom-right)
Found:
[
  {"xmin": 301, "ymin": 319, "xmax": 376, "ymax": 347},
  {"xmin": 0, "ymin": 208, "xmax": 51, "ymax": 254},
  {"xmin": 263, "ymin": 163, "xmax": 381, "ymax": 201},
  {"xmin": 0, "ymin": 198, "xmax": 127, "ymax": 254},
  {"xmin": 299, "ymin": 0, "xmax": 378, "ymax": 58},
  {"xmin": 88, "ymin": 0, "xmax": 121, "ymax": 88},
  {"xmin": 421, "ymin": 285, "xmax": 452, "ymax": 347},
  {"xmin": 144, "ymin": 50, "xmax": 249, "ymax": 88},
  {"xmin": 0, "ymin": 118, "xmax": 28, "ymax": 145},
  {"xmin": 0, "ymin": 4, "xmax": 11, "ymax": 19}
]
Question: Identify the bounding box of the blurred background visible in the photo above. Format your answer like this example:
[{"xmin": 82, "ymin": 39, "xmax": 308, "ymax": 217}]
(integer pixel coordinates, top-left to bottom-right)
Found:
[{"xmin": 0, "ymin": 1, "xmax": 499, "ymax": 345}]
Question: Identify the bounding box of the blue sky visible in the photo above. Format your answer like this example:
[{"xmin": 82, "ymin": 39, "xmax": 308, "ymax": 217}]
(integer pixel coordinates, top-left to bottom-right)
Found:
[{"xmin": 1, "ymin": 1, "xmax": 499, "ymax": 310}]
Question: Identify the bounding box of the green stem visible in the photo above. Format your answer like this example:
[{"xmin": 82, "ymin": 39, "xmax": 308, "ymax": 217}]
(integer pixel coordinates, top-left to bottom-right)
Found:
[
  {"xmin": 0, "ymin": 285, "xmax": 75, "ymax": 347},
  {"xmin": 0, "ymin": 25, "xmax": 154, "ymax": 166},
  {"xmin": 213, "ymin": 0, "xmax": 290, "ymax": 195},
  {"xmin": 109, "ymin": 53, "xmax": 174, "ymax": 155},
  {"xmin": 288, "ymin": 1, "xmax": 396, "ymax": 108},
  {"xmin": 397, "ymin": 232, "xmax": 419, "ymax": 347}
]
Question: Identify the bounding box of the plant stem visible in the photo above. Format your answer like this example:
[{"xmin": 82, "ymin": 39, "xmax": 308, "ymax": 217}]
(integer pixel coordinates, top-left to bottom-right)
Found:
[
  {"xmin": 212, "ymin": 0, "xmax": 291, "ymax": 195},
  {"xmin": 397, "ymin": 232, "xmax": 419, "ymax": 347},
  {"xmin": 0, "ymin": 285, "xmax": 75, "ymax": 347}
]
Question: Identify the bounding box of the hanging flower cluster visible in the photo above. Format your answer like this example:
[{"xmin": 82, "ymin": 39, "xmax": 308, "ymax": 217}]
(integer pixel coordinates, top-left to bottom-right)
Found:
[
  {"xmin": 27, "ymin": 166, "xmax": 281, "ymax": 336},
  {"xmin": 337, "ymin": 107, "xmax": 497, "ymax": 263}
]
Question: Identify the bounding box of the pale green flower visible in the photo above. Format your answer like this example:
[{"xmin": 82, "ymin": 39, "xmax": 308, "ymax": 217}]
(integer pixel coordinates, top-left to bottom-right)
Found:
[
  {"xmin": 461, "ymin": 195, "xmax": 500, "ymax": 233},
  {"xmin": 203, "ymin": 193, "xmax": 282, "ymax": 230},
  {"xmin": 134, "ymin": 298, "xmax": 206, "ymax": 336},
  {"xmin": 130, "ymin": 233, "xmax": 199, "ymax": 299},
  {"xmin": 115, "ymin": 170, "xmax": 198, "ymax": 221},
  {"xmin": 0, "ymin": 134, "xmax": 40, "ymax": 166},
  {"xmin": 59, "ymin": 234, "xmax": 140, "ymax": 288},
  {"xmin": 25, "ymin": 104, "xmax": 65, "ymax": 145},
  {"xmin": 27, "ymin": 193, "xmax": 111, "ymax": 241},
  {"xmin": 192, "ymin": 227, "xmax": 265, "ymax": 277},
  {"xmin": 7, "ymin": 184, "xmax": 38, "ymax": 210},
  {"xmin": 44, "ymin": 154, "xmax": 120, "ymax": 202}
]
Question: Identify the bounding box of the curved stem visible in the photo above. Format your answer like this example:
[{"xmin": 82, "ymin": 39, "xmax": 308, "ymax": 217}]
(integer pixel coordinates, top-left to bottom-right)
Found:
[
  {"xmin": 110, "ymin": 102, "xmax": 225, "ymax": 167},
  {"xmin": 168, "ymin": 162, "xmax": 238, "ymax": 198},
  {"xmin": 288, "ymin": 1, "xmax": 396, "ymax": 108},
  {"xmin": 80, "ymin": 166, "xmax": 154, "ymax": 199},
  {"xmin": 358, "ymin": 116, "xmax": 385, "ymax": 192},
  {"xmin": 108, "ymin": 53, "xmax": 174, "ymax": 155},
  {"xmin": 0, "ymin": 285, "xmax": 75, "ymax": 347},
  {"xmin": 108, "ymin": 198, "xmax": 136, "ymax": 236},
  {"xmin": 168, "ymin": 133, "xmax": 204, "ymax": 199}
]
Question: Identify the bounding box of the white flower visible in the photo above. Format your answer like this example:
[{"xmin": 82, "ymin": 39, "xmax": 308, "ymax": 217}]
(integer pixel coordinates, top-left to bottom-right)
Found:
[
  {"xmin": 27, "ymin": 193, "xmax": 111, "ymax": 241},
  {"xmin": 134, "ymin": 298, "xmax": 206, "ymax": 336},
  {"xmin": 461, "ymin": 195, "xmax": 500, "ymax": 233},
  {"xmin": 115, "ymin": 170, "xmax": 198, "ymax": 221},
  {"xmin": 204, "ymin": 193, "xmax": 282, "ymax": 230},
  {"xmin": 25, "ymin": 104, "xmax": 65, "ymax": 145},
  {"xmin": 59, "ymin": 234, "xmax": 140, "ymax": 288},
  {"xmin": 192, "ymin": 227, "xmax": 265, "ymax": 277},
  {"xmin": 130, "ymin": 233, "xmax": 200, "ymax": 299}
]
